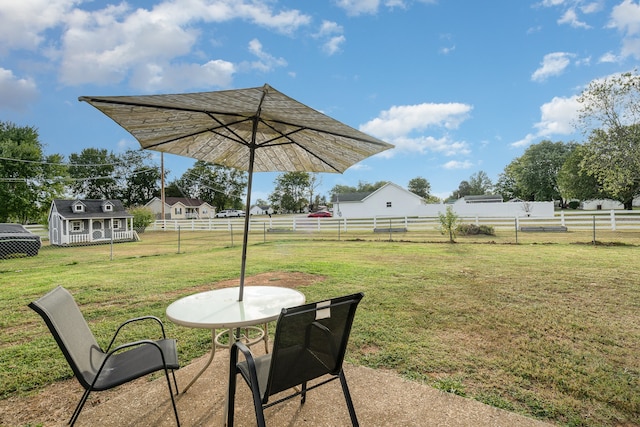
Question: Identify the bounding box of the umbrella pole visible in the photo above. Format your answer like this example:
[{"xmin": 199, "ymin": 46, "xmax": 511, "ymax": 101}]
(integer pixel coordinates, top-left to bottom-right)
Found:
[{"xmin": 238, "ymin": 147, "xmax": 255, "ymax": 302}]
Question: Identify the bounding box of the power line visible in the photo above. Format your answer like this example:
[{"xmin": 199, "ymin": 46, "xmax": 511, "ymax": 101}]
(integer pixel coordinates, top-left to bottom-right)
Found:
[{"xmin": 0, "ymin": 155, "xmax": 135, "ymax": 167}]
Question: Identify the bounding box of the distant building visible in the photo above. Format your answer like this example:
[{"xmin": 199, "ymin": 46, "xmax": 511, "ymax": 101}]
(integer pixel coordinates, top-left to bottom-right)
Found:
[
  {"xmin": 250, "ymin": 205, "xmax": 274, "ymax": 215},
  {"xmin": 48, "ymin": 199, "xmax": 135, "ymax": 246},
  {"xmin": 332, "ymin": 182, "xmax": 554, "ymax": 218},
  {"xmin": 145, "ymin": 197, "xmax": 215, "ymax": 219}
]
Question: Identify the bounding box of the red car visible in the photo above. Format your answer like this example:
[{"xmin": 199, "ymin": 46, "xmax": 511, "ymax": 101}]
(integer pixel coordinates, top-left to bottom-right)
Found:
[{"xmin": 308, "ymin": 211, "xmax": 332, "ymax": 218}]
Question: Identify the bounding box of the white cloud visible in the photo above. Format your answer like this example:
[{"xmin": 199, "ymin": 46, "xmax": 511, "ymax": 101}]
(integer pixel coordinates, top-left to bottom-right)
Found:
[
  {"xmin": 335, "ymin": 0, "xmax": 381, "ymax": 16},
  {"xmin": 315, "ymin": 21, "xmax": 346, "ymax": 55},
  {"xmin": 360, "ymin": 102, "xmax": 473, "ymax": 139},
  {"xmin": 608, "ymin": 0, "xmax": 640, "ymax": 59},
  {"xmin": 558, "ymin": 8, "xmax": 591, "ymax": 28},
  {"xmin": 379, "ymin": 135, "xmax": 470, "ymax": 157},
  {"xmin": 246, "ymin": 39, "xmax": 287, "ymax": 72},
  {"xmin": 512, "ymin": 95, "xmax": 580, "ymax": 147},
  {"xmin": 0, "ymin": 68, "xmax": 38, "ymax": 111},
  {"xmin": 2, "ymin": 0, "xmax": 311, "ymax": 90},
  {"xmin": 443, "ymin": 160, "xmax": 473, "ymax": 170},
  {"xmin": 362, "ymin": 103, "xmax": 473, "ymax": 158},
  {"xmin": 0, "ymin": 0, "xmax": 78, "ymax": 54},
  {"xmin": 531, "ymin": 52, "xmax": 574, "ymax": 82},
  {"xmin": 599, "ymin": 51, "xmax": 620, "ymax": 63},
  {"xmin": 130, "ymin": 59, "xmax": 236, "ymax": 92},
  {"xmin": 323, "ymin": 36, "xmax": 346, "ymax": 55},
  {"xmin": 609, "ymin": 0, "xmax": 640, "ymax": 35}
]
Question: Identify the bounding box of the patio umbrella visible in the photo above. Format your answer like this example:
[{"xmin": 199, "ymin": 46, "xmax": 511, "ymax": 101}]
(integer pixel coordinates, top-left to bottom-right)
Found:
[{"xmin": 79, "ymin": 84, "xmax": 393, "ymax": 300}]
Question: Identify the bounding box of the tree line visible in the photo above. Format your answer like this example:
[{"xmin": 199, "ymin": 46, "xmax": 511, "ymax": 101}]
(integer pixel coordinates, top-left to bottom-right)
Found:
[{"xmin": 1, "ymin": 71, "xmax": 638, "ymax": 223}]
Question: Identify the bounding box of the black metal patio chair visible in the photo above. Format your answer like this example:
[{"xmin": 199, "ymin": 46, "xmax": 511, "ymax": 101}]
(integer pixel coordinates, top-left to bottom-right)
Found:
[
  {"xmin": 227, "ymin": 292, "xmax": 364, "ymax": 427},
  {"xmin": 29, "ymin": 286, "xmax": 181, "ymax": 426}
]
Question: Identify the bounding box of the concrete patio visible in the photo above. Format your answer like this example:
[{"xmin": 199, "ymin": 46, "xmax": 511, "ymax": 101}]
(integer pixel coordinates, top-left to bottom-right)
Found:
[{"xmin": 55, "ymin": 347, "xmax": 553, "ymax": 427}]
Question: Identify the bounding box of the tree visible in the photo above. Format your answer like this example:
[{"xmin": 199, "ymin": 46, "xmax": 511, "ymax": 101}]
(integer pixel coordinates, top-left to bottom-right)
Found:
[
  {"xmin": 119, "ymin": 150, "xmax": 161, "ymax": 207},
  {"xmin": 0, "ymin": 122, "xmax": 66, "ymax": 223},
  {"xmin": 498, "ymin": 140, "xmax": 576, "ymax": 202},
  {"xmin": 68, "ymin": 148, "xmax": 120, "ymax": 199},
  {"xmin": 408, "ymin": 177, "xmax": 431, "ymax": 198},
  {"xmin": 269, "ymin": 172, "xmax": 311, "ymax": 213},
  {"xmin": 307, "ymin": 173, "xmax": 322, "ymax": 211},
  {"xmin": 581, "ymin": 125, "xmax": 640, "ymax": 209},
  {"xmin": 451, "ymin": 180, "xmax": 472, "ymax": 200},
  {"xmin": 557, "ymin": 144, "xmax": 606, "ymax": 202},
  {"xmin": 576, "ymin": 71, "xmax": 640, "ymax": 209},
  {"xmin": 494, "ymin": 162, "xmax": 521, "ymax": 202},
  {"xmin": 178, "ymin": 161, "xmax": 247, "ymax": 210},
  {"xmin": 468, "ymin": 171, "xmax": 493, "ymax": 195},
  {"xmin": 330, "ymin": 181, "xmax": 387, "ymax": 196},
  {"xmin": 449, "ymin": 171, "xmax": 493, "ymax": 200},
  {"xmin": 438, "ymin": 206, "xmax": 459, "ymax": 243}
]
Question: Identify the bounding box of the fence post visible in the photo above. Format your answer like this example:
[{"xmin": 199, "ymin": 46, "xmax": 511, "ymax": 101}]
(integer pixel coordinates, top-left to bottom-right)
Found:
[
  {"xmin": 177, "ymin": 225, "xmax": 181, "ymax": 254},
  {"xmin": 593, "ymin": 216, "xmax": 596, "ymax": 245},
  {"xmin": 515, "ymin": 217, "xmax": 518, "ymax": 244},
  {"xmin": 110, "ymin": 226, "xmax": 114, "ymax": 261},
  {"xmin": 560, "ymin": 211, "xmax": 565, "ymax": 226},
  {"xmin": 610, "ymin": 210, "xmax": 616, "ymax": 231}
]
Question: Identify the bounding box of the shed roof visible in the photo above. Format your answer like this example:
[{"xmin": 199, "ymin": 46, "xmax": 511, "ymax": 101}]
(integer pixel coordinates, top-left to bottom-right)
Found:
[{"xmin": 52, "ymin": 199, "xmax": 133, "ymax": 219}]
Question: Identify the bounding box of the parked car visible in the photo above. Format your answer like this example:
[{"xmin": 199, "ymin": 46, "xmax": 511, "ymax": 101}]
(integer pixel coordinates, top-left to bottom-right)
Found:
[
  {"xmin": 308, "ymin": 211, "xmax": 332, "ymax": 218},
  {"xmin": 0, "ymin": 223, "xmax": 42, "ymax": 258},
  {"xmin": 215, "ymin": 209, "xmax": 246, "ymax": 218}
]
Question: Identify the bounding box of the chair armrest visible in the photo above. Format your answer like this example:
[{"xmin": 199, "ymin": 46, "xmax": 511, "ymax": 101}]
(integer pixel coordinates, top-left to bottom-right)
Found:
[
  {"xmin": 107, "ymin": 316, "xmax": 167, "ymax": 352},
  {"xmin": 231, "ymin": 341, "xmax": 261, "ymax": 388}
]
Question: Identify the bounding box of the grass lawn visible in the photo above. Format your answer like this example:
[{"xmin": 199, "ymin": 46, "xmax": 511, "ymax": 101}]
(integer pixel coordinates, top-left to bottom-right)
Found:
[{"xmin": 1, "ymin": 231, "xmax": 639, "ymax": 426}]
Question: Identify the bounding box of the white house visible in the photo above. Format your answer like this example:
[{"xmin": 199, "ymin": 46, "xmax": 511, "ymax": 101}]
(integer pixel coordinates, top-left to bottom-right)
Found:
[
  {"xmin": 580, "ymin": 199, "xmax": 625, "ymax": 210},
  {"xmin": 145, "ymin": 197, "xmax": 215, "ymax": 219},
  {"xmin": 48, "ymin": 199, "xmax": 135, "ymax": 246},
  {"xmin": 332, "ymin": 182, "xmax": 427, "ymax": 218},
  {"xmin": 250, "ymin": 205, "xmax": 274, "ymax": 215},
  {"xmin": 332, "ymin": 182, "xmax": 554, "ymax": 218}
]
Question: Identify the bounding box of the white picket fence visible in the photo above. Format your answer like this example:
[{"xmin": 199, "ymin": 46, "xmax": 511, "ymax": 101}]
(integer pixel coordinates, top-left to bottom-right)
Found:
[{"xmin": 149, "ymin": 210, "xmax": 640, "ymax": 233}]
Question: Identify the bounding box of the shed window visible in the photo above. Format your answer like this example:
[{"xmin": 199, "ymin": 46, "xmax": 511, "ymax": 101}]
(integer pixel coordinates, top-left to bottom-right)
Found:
[
  {"xmin": 71, "ymin": 221, "xmax": 83, "ymax": 232},
  {"xmin": 74, "ymin": 204, "xmax": 84, "ymax": 212},
  {"xmin": 104, "ymin": 204, "xmax": 113, "ymax": 212},
  {"xmin": 175, "ymin": 208, "xmax": 182, "ymax": 215},
  {"xmin": 386, "ymin": 202, "xmax": 392, "ymax": 208},
  {"xmin": 113, "ymin": 219, "xmax": 121, "ymax": 229}
]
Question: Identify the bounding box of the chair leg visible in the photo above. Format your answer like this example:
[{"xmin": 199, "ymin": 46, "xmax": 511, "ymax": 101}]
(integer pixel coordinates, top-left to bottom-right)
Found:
[
  {"xmin": 248, "ymin": 375, "xmax": 266, "ymax": 427},
  {"xmin": 164, "ymin": 368, "xmax": 181, "ymax": 426},
  {"xmin": 227, "ymin": 348, "xmax": 238, "ymax": 427},
  {"xmin": 69, "ymin": 388, "xmax": 91, "ymax": 426},
  {"xmin": 171, "ymin": 369, "xmax": 179, "ymax": 395},
  {"xmin": 339, "ymin": 371, "xmax": 359, "ymax": 427}
]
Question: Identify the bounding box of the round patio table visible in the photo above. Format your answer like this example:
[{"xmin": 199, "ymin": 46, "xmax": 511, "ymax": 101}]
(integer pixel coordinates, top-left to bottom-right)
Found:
[{"xmin": 166, "ymin": 286, "xmax": 305, "ymax": 392}]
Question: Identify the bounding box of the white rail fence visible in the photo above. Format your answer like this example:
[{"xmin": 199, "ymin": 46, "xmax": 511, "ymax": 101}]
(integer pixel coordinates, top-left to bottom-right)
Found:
[{"xmin": 149, "ymin": 210, "xmax": 640, "ymax": 233}]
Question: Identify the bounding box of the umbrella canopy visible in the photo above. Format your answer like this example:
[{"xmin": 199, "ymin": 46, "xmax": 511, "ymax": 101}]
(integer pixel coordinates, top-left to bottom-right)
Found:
[{"xmin": 80, "ymin": 84, "xmax": 393, "ymax": 299}]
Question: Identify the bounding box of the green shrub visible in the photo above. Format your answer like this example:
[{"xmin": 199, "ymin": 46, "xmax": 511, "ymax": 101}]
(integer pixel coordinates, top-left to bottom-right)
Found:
[
  {"xmin": 129, "ymin": 206, "xmax": 155, "ymax": 232},
  {"xmin": 568, "ymin": 201, "xmax": 580, "ymax": 209}
]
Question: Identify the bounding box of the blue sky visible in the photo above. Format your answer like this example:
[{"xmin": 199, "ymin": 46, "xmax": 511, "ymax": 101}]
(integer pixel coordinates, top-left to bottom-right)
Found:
[{"xmin": 1, "ymin": 0, "xmax": 639, "ymax": 202}]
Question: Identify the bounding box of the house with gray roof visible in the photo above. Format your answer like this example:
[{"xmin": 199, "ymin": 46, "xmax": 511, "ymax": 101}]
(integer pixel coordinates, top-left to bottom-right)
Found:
[
  {"xmin": 48, "ymin": 199, "xmax": 136, "ymax": 246},
  {"xmin": 145, "ymin": 197, "xmax": 215, "ymax": 219}
]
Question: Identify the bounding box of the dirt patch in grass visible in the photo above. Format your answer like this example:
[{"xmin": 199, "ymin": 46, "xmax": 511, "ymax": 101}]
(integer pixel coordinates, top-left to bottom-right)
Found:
[{"xmin": 0, "ymin": 271, "xmax": 324, "ymax": 427}]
